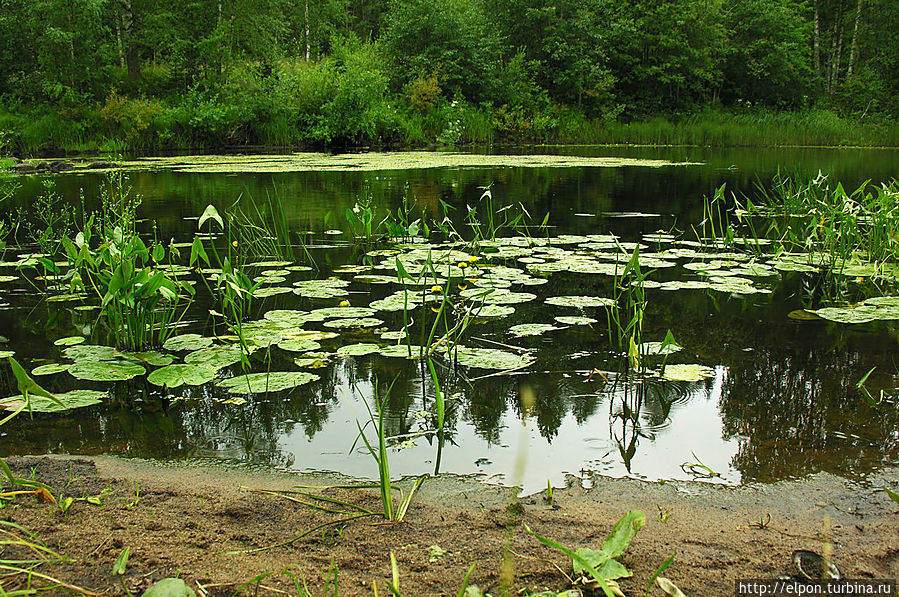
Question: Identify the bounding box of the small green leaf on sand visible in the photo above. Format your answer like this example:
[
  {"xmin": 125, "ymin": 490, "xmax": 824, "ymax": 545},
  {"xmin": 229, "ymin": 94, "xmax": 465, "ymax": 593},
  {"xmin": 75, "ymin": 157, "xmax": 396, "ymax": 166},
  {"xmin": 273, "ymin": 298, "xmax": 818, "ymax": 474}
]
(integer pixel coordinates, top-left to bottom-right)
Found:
[
  {"xmin": 142, "ymin": 577, "xmax": 197, "ymax": 597},
  {"xmin": 656, "ymin": 577, "xmax": 687, "ymax": 597}
]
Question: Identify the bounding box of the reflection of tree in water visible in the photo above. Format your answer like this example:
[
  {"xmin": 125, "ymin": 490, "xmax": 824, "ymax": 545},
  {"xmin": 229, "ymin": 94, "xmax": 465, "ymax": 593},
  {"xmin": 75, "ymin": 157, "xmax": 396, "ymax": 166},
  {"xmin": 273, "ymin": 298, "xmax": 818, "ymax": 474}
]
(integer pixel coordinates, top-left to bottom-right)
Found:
[
  {"xmin": 708, "ymin": 302, "xmax": 899, "ymax": 476},
  {"xmin": 720, "ymin": 339, "xmax": 899, "ymax": 482}
]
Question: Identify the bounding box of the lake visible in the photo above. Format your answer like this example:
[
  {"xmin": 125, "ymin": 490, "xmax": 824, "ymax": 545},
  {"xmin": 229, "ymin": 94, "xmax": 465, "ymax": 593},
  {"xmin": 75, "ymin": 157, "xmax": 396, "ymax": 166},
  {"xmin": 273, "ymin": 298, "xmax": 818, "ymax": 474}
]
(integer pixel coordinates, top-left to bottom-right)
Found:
[{"xmin": 1, "ymin": 146, "xmax": 897, "ymax": 493}]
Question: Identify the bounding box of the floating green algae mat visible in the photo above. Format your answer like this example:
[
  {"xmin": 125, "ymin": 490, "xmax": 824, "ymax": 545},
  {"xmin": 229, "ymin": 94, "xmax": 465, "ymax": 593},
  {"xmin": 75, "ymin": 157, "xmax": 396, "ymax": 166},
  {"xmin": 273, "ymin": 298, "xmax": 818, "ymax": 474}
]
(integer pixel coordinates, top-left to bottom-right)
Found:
[{"xmin": 123, "ymin": 152, "xmax": 702, "ymax": 173}]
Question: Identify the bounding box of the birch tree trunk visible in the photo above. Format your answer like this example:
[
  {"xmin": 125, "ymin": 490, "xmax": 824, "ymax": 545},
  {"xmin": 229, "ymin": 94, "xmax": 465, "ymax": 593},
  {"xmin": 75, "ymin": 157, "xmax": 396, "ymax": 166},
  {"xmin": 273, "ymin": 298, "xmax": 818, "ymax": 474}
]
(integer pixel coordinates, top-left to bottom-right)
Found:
[
  {"xmin": 814, "ymin": 0, "xmax": 821, "ymax": 75},
  {"xmin": 826, "ymin": 0, "xmax": 845, "ymax": 94},
  {"xmin": 118, "ymin": 0, "xmax": 140, "ymax": 80},
  {"xmin": 305, "ymin": 1, "xmax": 310, "ymax": 61},
  {"xmin": 847, "ymin": 0, "xmax": 862, "ymax": 78}
]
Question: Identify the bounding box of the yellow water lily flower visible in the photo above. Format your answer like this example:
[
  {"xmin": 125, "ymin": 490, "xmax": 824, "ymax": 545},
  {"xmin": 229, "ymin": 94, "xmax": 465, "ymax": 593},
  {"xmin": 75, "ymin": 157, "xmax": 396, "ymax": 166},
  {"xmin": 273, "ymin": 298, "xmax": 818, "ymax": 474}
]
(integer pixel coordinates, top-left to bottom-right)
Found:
[
  {"xmin": 468, "ymin": 255, "xmax": 479, "ymax": 264},
  {"xmin": 457, "ymin": 261, "xmax": 468, "ymax": 269},
  {"xmin": 430, "ymin": 285, "xmax": 442, "ymax": 293},
  {"xmin": 231, "ymin": 240, "xmax": 238, "ymax": 247},
  {"xmin": 339, "ymin": 299, "xmax": 350, "ymax": 307}
]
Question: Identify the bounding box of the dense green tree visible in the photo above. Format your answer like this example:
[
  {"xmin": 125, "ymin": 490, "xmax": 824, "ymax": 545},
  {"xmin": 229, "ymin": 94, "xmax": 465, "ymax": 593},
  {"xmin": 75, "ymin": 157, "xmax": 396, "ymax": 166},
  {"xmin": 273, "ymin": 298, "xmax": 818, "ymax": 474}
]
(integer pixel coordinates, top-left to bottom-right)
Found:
[
  {"xmin": 607, "ymin": 0, "xmax": 727, "ymax": 114},
  {"xmin": 2, "ymin": 0, "xmax": 899, "ymax": 152},
  {"xmin": 721, "ymin": 0, "xmax": 814, "ymax": 107},
  {"xmin": 380, "ymin": 0, "xmax": 501, "ymax": 102},
  {"xmin": 489, "ymin": 0, "xmax": 616, "ymax": 116},
  {"xmin": 0, "ymin": 0, "xmax": 112, "ymax": 103}
]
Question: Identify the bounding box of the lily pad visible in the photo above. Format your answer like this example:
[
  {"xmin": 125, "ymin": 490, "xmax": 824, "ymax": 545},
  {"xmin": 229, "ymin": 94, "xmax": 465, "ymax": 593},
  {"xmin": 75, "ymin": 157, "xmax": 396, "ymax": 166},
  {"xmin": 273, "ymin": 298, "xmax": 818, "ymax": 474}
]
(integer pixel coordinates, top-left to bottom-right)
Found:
[
  {"xmin": 554, "ymin": 316, "xmax": 598, "ymax": 326},
  {"xmin": 323, "ymin": 317, "xmax": 384, "ymax": 329},
  {"xmin": 277, "ymin": 339, "xmax": 322, "ymax": 352},
  {"xmin": 163, "ymin": 334, "xmax": 214, "ymax": 352},
  {"xmin": 185, "ymin": 345, "xmax": 244, "ymax": 370},
  {"xmin": 450, "ymin": 347, "xmax": 536, "ymax": 370},
  {"xmin": 31, "ymin": 363, "xmax": 71, "ymax": 376},
  {"xmin": 509, "ymin": 323, "xmax": 561, "ymax": 337},
  {"xmin": 282, "ymin": 330, "xmax": 340, "ymax": 341},
  {"xmin": 63, "ymin": 345, "xmax": 118, "ymax": 361},
  {"xmin": 68, "ymin": 360, "xmax": 146, "ymax": 382},
  {"xmin": 461, "ymin": 289, "xmax": 537, "ymax": 305},
  {"xmin": 863, "ymin": 296, "xmax": 899, "ymax": 307},
  {"xmin": 770, "ymin": 260, "xmax": 819, "ymax": 273},
  {"xmin": 311, "ymin": 306, "xmax": 377, "ymax": 319},
  {"xmin": 661, "ymin": 364, "xmax": 716, "ymax": 381},
  {"xmin": 471, "ymin": 305, "xmax": 516, "ymax": 318},
  {"xmin": 369, "ymin": 292, "xmax": 427, "ymax": 312},
  {"xmin": 337, "ymin": 343, "xmax": 381, "ymax": 356},
  {"xmin": 379, "ymin": 344, "xmax": 421, "ymax": 359},
  {"xmin": 545, "ymin": 296, "xmax": 616, "ymax": 309},
  {"xmin": 148, "ymin": 364, "xmax": 216, "ymax": 388},
  {"xmin": 294, "ymin": 352, "xmax": 332, "ymax": 368},
  {"xmin": 814, "ymin": 305, "xmax": 881, "ymax": 324},
  {"xmin": 263, "ymin": 309, "xmax": 317, "ymax": 327},
  {"xmin": 252, "ymin": 286, "xmax": 293, "ymax": 298},
  {"xmin": 45, "ymin": 293, "xmax": 87, "ymax": 302},
  {"xmin": 379, "ymin": 330, "xmax": 408, "ymax": 341},
  {"xmin": 0, "ymin": 389, "xmax": 107, "ymax": 412},
  {"xmin": 639, "ymin": 341, "xmax": 683, "ymax": 356},
  {"xmin": 124, "ymin": 351, "xmax": 175, "ymax": 367},
  {"xmin": 54, "ymin": 336, "xmax": 86, "ymax": 347},
  {"xmin": 0, "ymin": 350, "xmax": 14, "ymax": 359},
  {"xmin": 217, "ymin": 371, "xmax": 319, "ymax": 394}
]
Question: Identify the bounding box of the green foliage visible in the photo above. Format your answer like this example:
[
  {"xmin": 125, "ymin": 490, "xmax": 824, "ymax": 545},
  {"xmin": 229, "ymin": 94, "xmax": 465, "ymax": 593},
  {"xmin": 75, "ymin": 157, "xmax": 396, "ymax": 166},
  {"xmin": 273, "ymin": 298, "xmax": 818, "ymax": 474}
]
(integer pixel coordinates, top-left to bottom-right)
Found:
[
  {"xmin": 1, "ymin": 0, "xmax": 899, "ymax": 151},
  {"xmin": 190, "ymin": 204, "xmax": 259, "ymax": 342},
  {"xmin": 526, "ymin": 510, "xmax": 646, "ymax": 596},
  {"xmin": 752, "ymin": 173, "xmax": 899, "ymax": 265},
  {"xmin": 721, "ymin": 0, "xmax": 814, "ymax": 108},
  {"xmin": 382, "ymin": 0, "xmax": 501, "ymax": 102},
  {"xmin": 61, "ymin": 173, "xmax": 193, "ymax": 350},
  {"xmin": 351, "ymin": 378, "xmax": 424, "ymax": 522}
]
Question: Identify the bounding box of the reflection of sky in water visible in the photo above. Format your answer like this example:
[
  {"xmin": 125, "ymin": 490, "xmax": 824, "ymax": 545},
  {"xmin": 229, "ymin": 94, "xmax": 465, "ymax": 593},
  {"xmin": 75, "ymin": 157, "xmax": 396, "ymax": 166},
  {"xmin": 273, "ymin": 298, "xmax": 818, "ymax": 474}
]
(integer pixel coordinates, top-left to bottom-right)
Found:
[{"xmin": 269, "ymin": 365, "xmax": 740, "ymax": 494}]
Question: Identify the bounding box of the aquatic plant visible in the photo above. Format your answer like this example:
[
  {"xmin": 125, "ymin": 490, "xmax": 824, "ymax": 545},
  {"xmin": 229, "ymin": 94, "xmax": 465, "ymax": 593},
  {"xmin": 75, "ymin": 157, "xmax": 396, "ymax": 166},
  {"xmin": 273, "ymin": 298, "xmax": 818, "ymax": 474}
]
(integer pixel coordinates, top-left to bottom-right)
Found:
[
  {"xmin": 226, "ymin": 185, "xmax": 299, "ymax": 262},
  {"xmin": 0, "ymin": 359, "xmax": 97, "ymax": 594},
  {"xmin": 61, "ymin": 177, "xmax": 194, "ymax": 350},
  {"xmin": 351, "ymin": 377, "xmax": 423, "ymax": 522},
  {"xmin": 751, "ymin": 173, "xmax": 899, "ymax": 269},
  {"xmin": 382, "ymin": 188, "xmax": 428, "ymax": 243},
  {"xmin": 190, "ymin": 204, "xmax": 259, "ymax": 355},
  {"xmin": 695, "ymin": 183, "xmax": 735, "ymax": 248}
]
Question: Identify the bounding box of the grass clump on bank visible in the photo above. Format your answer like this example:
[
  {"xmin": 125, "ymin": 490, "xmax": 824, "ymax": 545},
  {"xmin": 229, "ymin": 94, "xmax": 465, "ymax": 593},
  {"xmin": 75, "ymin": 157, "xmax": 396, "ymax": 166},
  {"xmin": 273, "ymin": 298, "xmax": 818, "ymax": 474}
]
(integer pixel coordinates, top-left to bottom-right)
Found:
[{"xmin": 3, "ymin": 88, "xmax": 899, "ymax": 155}]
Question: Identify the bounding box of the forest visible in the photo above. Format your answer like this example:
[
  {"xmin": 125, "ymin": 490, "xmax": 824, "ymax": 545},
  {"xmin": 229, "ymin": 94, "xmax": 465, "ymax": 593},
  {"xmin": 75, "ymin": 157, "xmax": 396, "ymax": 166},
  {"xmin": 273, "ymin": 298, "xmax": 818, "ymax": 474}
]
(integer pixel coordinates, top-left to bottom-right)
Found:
[{"xmin": 1, "ymin": 0, "xmax": 898, "ymax": 152}]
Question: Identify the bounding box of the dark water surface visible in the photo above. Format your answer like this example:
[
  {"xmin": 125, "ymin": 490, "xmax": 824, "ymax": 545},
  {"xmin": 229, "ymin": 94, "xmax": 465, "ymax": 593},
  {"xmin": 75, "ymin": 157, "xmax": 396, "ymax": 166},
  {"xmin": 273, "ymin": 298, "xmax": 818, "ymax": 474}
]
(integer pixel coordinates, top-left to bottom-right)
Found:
[{"xmin": 1, "ymin": 147, "xmax": 897, "ymax": 492}]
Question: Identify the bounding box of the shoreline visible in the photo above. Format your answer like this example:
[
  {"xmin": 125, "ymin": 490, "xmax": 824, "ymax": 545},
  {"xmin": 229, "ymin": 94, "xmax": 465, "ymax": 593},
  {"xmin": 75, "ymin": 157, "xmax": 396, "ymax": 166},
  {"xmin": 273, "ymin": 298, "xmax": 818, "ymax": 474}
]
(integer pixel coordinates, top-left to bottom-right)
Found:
[{"xmin": 5, "ymin": 454, "xmax": 896, "ymax": 595}]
